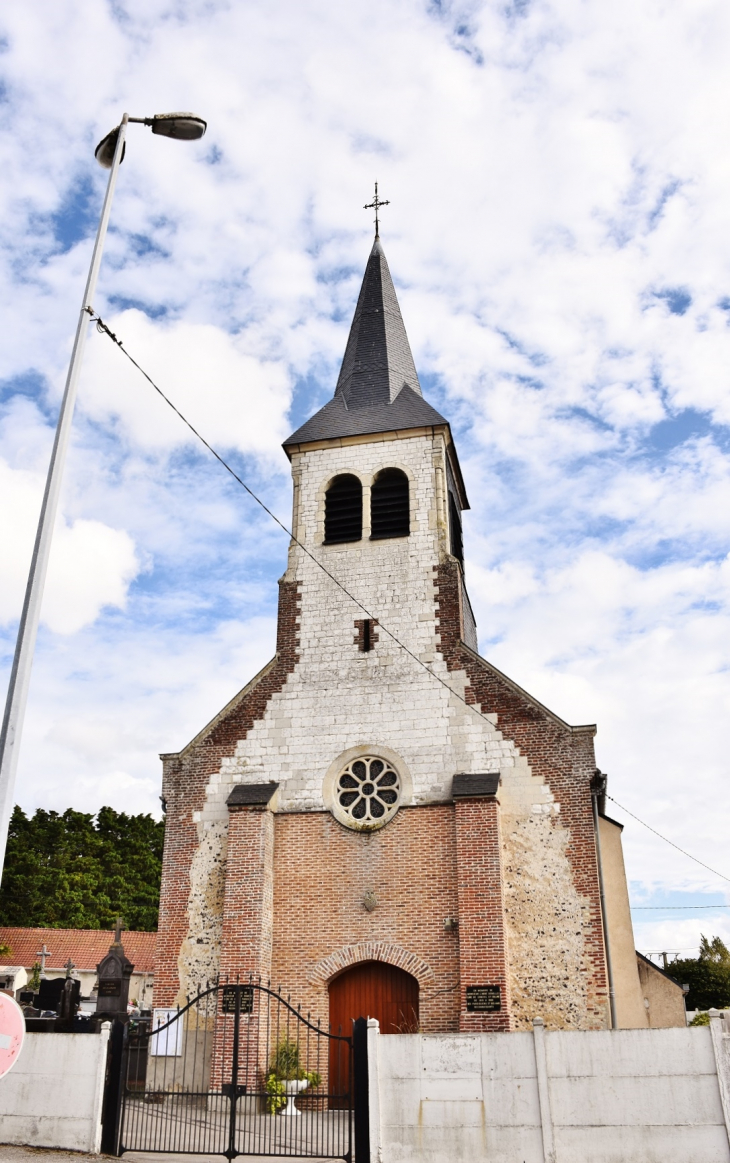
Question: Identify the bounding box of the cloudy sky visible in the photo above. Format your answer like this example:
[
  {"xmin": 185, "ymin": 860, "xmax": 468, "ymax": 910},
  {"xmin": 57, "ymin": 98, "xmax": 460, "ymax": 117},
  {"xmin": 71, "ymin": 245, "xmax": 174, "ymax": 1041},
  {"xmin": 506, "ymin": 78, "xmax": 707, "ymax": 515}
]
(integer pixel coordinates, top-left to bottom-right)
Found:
[{"xmin": 1, "ymin": 0, "xmax": 729, "ymax": 959}]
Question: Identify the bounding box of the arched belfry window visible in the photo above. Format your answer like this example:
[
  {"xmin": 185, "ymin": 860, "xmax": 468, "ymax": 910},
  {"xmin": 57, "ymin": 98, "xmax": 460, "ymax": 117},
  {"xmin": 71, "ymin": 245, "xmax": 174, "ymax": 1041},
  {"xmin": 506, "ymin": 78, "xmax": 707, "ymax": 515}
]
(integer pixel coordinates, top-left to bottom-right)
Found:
[
  {"xmin": 324, "ymin": 474, "xmax": 363, "ymax": 544},
  {"xmin": 370, "ymin": 469, "xmax": 410, "ymax": 540}
]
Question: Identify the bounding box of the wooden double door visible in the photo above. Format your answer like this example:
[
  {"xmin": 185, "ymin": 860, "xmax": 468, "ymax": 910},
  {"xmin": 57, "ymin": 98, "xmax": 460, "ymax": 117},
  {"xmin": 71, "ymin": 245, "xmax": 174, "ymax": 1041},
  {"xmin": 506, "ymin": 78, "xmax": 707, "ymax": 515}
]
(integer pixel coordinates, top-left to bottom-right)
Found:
[{"xmin": 328, "ymin": 960, "xmax": 419, "ymax": 1099}]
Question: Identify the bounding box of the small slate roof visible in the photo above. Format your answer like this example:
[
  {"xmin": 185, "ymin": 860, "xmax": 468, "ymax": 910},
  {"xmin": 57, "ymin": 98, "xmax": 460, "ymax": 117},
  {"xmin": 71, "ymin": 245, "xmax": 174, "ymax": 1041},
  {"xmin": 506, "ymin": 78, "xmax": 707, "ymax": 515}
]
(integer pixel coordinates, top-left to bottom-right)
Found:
[
  {"xmin": 0, "ymin": 927, "xmax": 156, "ymax": 973},
  {"xmin": 284, "ymin": 236, "xmax": 449, "ymax": 449},
  {"xmin": 452, "ymin": 773, "xmax": 501, "ymax": 798},
  {"xmin": 226, "ymin": 782, "xmax": 279, "ymax": 807}
]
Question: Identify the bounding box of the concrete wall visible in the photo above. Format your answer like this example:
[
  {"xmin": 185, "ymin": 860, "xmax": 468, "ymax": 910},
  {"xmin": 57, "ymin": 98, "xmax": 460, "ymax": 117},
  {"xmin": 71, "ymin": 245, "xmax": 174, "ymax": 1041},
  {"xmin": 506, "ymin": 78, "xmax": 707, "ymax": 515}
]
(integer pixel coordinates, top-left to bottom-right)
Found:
[
  {"xmin": 0, "ymin": 1027, "xmax": 109, "ymax": 1152},
  {"xmin": 369, "ymin": 1012, "xmax": 730, "ymax": 1163}
]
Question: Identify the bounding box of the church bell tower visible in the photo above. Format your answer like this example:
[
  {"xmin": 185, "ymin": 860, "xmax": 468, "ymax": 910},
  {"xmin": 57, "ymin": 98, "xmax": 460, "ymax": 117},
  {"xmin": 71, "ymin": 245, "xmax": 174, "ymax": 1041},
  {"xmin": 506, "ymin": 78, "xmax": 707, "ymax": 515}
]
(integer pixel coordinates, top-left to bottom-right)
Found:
[{"xmin": 154, "ymin": 226, "xmax": 642, "ymax": 1039}]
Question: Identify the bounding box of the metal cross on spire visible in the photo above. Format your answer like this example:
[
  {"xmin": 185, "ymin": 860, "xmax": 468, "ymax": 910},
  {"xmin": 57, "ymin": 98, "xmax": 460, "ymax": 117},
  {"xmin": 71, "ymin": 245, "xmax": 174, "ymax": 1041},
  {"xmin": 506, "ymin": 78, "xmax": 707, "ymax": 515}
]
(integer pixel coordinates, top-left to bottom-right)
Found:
[{"xmin": 364, "ymin": 181, "xmax": 390, "ymax": 237}]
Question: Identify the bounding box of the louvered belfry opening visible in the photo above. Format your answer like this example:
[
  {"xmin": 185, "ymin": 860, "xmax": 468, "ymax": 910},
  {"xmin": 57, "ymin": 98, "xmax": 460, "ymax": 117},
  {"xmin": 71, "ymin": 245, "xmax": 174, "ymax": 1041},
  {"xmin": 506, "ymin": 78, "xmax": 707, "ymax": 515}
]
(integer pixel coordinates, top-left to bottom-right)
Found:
[
  {"xmin": 449, "ymin": 491, "xmax": 464, "ymax": 563},
  {"xmin": 324, "ymin": 473, "xmax": 363, "ymax": 543},
  {"xmin": 371, "ymin": 468, "xmax": 410, "ymax": 539}
]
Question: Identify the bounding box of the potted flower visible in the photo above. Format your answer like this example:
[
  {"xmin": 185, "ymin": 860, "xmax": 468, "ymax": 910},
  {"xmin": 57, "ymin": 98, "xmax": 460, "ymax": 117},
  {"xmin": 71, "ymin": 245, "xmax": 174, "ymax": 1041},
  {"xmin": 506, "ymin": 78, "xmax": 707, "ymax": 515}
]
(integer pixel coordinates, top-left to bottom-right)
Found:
[{"xmin": 265, "ymin": 1038, "xmax": 321, "ymax": 1116}]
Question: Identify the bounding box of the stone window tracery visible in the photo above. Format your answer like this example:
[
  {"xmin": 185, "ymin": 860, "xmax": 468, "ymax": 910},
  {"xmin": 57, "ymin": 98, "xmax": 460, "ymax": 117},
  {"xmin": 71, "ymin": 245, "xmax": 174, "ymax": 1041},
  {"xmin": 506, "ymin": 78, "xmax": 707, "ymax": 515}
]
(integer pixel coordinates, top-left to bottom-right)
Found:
[{"xmin": 334, "ymin": 756, "xmax": 401, "ymax": 830}]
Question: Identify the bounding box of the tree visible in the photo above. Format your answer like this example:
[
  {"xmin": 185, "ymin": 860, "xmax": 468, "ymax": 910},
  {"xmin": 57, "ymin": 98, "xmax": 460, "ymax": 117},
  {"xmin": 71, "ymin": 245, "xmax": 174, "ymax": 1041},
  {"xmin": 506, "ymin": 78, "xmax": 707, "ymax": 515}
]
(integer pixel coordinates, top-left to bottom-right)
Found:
[
  {"xmin": 0, "ymin": 805, "xmax": 165, "ymax": 931},
  {"xmin": 670, "ymin": 935, "xmax": 730, "ymax": 1011}
]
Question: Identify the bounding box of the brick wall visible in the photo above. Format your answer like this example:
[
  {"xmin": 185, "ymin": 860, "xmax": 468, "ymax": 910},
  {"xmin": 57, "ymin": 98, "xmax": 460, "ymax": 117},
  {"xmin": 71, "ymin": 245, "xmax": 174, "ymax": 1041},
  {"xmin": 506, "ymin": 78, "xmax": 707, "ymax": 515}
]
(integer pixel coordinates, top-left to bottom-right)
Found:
[
  {"xmin": 454, "ymin": 795, "xmax": 512, "ymax": 1032},
  {"xmin": 271, "ymin": 806, "xmax": 460, "ymax": 1032},
  {"xmin": 219, "ymin": 805, "xmax": 275, "ymax": 981}
]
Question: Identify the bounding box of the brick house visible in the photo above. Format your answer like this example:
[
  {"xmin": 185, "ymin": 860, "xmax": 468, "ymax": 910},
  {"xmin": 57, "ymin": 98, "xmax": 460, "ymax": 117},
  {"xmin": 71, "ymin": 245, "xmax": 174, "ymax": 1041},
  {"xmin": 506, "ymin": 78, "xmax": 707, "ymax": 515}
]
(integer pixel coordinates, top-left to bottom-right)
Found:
[{"xmin": 154, "ymin": 233, "xmax": 679, "ymax": 1034}]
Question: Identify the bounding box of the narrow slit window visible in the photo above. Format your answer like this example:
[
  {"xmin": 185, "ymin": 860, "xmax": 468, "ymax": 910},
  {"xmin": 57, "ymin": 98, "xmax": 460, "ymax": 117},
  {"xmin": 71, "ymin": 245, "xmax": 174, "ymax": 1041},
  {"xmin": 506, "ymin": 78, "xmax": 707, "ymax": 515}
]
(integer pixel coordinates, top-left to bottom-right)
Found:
[
  {"xmin": 370, "ymin": 468, "xmax": 410, "ymax": 540},
  {"xmin": 324, "ymin": 474, "xmax": 362, "ymax": 543},
  {"xmin": 354, "ymin": 618, "xmax": 379, "ymax": 652}
]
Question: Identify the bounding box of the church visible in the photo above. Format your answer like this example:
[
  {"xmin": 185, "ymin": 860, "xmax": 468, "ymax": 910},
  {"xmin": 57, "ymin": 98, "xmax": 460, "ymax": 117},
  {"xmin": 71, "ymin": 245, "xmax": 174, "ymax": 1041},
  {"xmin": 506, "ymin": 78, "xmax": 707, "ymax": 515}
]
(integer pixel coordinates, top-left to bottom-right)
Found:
[{"xmin": 153, "ymin": 230, "xmax": 684, "ymax": 1036}]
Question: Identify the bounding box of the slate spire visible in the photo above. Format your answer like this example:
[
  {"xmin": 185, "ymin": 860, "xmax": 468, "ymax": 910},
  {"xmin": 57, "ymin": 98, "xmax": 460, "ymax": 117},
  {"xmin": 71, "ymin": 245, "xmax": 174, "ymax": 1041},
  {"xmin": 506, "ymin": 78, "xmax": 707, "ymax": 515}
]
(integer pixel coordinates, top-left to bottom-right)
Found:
[
  {"xmin": 334, "ymin": 236, "xmax": 422, "ymax": 409},
  {"xmin": 284, "ymin": 236, "xmax": 447, "ymax": 450}
]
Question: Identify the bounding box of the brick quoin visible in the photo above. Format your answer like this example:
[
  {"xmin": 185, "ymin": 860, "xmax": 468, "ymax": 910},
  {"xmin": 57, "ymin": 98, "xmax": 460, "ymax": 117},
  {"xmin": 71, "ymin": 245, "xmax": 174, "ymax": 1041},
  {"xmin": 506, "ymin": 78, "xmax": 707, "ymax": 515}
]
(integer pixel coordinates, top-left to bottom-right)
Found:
[
  {"xmin": 210, "ymin": 803, "xmax": 275, "ymax": 1090},
  {"xmin": 219, "ymin": 805, "xmax": 275, "ymax": 982},
  {"xmin": 454, "ymin": 795, "xmax": 512, "ymax": 1032},
  {"xmin": 434, "ymin": 557, "xmax": 608, "ymax": 1025},
  {"xmin": 154, "ymin": 580, "xmax": 300, "ymax": 1006}
]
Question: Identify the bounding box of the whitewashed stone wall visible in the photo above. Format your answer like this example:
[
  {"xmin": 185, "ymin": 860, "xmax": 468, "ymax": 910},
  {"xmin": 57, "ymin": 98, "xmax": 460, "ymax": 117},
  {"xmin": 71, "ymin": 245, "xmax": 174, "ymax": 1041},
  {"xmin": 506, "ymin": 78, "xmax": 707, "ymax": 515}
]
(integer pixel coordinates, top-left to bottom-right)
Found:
[{"xmin": 198, "ymin": 431, "xmax": 546, "ymax": 818}]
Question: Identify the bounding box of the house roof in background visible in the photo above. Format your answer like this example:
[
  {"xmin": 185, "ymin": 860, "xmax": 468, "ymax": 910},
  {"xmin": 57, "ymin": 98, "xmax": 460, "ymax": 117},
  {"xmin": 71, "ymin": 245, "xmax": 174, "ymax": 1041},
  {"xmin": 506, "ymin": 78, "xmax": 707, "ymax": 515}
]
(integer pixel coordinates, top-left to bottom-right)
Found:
[{"xmin": 0, "ymin": 927, "xmax": 156, "ymax": 973}]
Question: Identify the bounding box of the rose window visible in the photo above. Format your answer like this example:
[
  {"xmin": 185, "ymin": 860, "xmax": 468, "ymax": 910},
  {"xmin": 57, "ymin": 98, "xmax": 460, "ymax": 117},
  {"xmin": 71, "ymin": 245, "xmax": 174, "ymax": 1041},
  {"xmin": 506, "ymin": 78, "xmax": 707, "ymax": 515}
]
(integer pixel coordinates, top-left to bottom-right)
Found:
[{"xmin": 335, "ymin": 757, "xmax": 401, "ymax": 830}]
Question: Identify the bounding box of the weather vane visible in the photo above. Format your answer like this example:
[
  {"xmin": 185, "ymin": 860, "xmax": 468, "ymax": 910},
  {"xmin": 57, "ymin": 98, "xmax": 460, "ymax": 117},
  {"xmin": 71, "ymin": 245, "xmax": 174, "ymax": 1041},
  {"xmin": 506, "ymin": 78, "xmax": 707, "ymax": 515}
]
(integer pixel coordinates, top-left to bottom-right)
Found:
[{"xmin": 364, "ymin": 182, "xmax": 390, "ymax": 237}]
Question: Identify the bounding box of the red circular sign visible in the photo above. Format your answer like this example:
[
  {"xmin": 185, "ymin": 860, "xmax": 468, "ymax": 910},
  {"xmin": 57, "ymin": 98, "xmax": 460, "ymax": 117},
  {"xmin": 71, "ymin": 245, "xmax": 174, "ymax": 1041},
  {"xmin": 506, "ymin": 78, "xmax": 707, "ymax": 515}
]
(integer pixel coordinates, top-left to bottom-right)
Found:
[{"xmin": 0, "ymin": 994, "xmax": 25, "ymax": 1078}]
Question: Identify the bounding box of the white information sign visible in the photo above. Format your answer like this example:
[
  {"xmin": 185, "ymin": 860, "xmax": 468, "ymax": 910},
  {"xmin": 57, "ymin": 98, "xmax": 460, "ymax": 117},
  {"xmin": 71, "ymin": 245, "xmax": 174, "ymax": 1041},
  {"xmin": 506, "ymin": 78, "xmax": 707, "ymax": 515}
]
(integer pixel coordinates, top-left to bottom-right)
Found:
[{"xmin": 150, "ymin": 1007, "xmax": 183, "ymax": 1056}]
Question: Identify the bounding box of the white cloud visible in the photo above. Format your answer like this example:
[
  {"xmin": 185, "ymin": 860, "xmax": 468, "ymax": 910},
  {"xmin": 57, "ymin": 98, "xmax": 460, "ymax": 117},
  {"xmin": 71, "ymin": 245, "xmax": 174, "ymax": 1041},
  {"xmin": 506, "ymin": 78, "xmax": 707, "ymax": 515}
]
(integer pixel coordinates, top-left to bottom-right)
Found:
[
  {"xmin": 1, "ymin": 0, "xmax": 730, "ymax": 955},
  {"xmin": 0, "ymin": 457, "xmax": 139, "ymax": 633},
  {"xmin": 79, "ymin": 310, "xmax": 292, "ymax": 460}
]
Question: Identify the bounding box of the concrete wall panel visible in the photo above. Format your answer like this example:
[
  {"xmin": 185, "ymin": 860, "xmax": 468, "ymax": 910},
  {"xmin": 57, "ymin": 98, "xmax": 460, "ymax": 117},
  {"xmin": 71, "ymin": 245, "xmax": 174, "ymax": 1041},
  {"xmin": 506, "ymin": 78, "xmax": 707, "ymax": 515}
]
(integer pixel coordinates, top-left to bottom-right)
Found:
[
  {"xmin": 0, "ymin": 1028, "xmax": 109, "ymax": 1153},
  {"xmin": 546, "ymin": 1026, "xmax": 718, "ymax": 1076},
  {"xmin": 374, "ymin": 1025, "xmax": 730, "ymax": 1163},
  {"xmin": 555, "ymin": 1124, "xmax": 730, "ymax": 1163}
]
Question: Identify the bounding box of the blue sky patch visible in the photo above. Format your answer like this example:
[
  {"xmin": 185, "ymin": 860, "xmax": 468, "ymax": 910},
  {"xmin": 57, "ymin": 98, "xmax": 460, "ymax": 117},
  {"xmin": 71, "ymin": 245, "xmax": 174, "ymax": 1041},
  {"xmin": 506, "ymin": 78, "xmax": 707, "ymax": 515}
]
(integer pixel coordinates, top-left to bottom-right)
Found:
[
  {"xmin": 48, "ymin": 173, "xmax": 98, "ymax": 253},
  {"xmin": 652, "ymin": 286, "xmax": 692, "ymax": 315},
  {"xmin": 647, "ymin": 408, "xmax": 715, "ymax": 452}
]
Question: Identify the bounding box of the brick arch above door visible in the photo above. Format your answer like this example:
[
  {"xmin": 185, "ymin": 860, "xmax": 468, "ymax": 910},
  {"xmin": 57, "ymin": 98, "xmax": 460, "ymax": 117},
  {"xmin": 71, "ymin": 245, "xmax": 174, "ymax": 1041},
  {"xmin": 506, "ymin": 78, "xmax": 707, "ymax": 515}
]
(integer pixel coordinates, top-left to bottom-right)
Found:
[{"xmin": 309, "ymin": 942, "xmax": 434, "ymax": 988}]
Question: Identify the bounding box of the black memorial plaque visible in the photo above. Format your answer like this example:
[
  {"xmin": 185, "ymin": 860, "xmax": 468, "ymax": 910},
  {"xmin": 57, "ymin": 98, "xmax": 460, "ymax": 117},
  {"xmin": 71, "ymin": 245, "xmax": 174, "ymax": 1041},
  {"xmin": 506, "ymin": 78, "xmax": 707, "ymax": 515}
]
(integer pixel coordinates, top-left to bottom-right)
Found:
[
  {"xmin": 465, "ymin": 985, "xmax": 501, "ymax": 1013},
  {"xmin": 98, "ymin": 979, "xmax": 122, "ymax": 997},
  {"xmin": 222, "ymin": 985, "xmax": 254, "ymax": 1015}
]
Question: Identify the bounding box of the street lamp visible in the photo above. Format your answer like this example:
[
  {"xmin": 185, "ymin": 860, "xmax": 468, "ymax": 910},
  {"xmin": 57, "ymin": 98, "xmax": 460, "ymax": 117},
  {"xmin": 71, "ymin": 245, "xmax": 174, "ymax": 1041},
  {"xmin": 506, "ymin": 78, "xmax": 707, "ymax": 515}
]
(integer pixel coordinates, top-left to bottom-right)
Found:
[{"xmin": 0, "ymin": 111, "xmax": 207, "ymax": 881}]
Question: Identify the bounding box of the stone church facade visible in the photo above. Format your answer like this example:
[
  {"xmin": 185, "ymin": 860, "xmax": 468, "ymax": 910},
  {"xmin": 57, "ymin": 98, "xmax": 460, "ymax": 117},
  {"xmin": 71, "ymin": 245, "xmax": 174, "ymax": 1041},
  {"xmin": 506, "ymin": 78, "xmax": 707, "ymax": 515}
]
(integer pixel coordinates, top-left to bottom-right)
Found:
[{"xmin": 154, "ymin": 234, "xmax": 655, "ymax": 1035}]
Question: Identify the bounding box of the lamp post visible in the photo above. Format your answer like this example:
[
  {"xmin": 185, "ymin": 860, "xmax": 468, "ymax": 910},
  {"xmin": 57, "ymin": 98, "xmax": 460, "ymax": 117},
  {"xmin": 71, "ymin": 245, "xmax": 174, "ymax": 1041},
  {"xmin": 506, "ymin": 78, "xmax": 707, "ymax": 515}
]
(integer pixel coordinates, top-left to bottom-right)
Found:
[{"xmin": 0, "ymin": 112, "xmax": 207, "ymax": 881}]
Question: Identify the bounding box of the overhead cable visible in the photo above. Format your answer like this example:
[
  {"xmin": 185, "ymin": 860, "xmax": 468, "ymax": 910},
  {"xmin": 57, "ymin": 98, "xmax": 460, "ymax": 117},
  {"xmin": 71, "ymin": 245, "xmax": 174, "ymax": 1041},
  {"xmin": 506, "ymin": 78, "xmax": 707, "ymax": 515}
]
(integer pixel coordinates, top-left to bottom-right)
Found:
[
  {"xmin": 88, "ymin": 310, "xmax": 491, "ymax": 721},
  {"xmin": 607, "ymin": 794, "xmax": 730, "ymax": 886},
  {"xmin": 90, "ymin": 310, "xmax": 730, "ymax": 895},
  {"xmin": 632, "ymin": 905, "xmax": 729, "ymax": 910}
]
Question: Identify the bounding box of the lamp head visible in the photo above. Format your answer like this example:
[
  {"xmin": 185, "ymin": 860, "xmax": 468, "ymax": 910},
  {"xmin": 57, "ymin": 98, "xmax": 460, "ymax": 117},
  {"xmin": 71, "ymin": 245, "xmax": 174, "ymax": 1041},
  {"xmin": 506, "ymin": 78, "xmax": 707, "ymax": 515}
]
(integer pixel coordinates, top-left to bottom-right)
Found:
[
  {"xmin": 149, "ymin": 113, "xmax": 207, "ymax": 140},
  {"xmin": 94, "ymin": 112, "xmax": 206, "ymax": 168},
  {"xmin": 94, "ymin": 127, "xmax": 126, "ymax": 169}
]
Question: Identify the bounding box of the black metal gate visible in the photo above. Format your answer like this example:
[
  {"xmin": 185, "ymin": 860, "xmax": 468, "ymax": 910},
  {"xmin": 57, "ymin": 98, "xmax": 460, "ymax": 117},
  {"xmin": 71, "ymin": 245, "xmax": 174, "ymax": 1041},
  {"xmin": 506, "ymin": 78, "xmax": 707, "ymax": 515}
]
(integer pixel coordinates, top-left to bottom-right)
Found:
[{"xmin": 115, "ymin": 979, "xmax": 354, "ymax": 1160}]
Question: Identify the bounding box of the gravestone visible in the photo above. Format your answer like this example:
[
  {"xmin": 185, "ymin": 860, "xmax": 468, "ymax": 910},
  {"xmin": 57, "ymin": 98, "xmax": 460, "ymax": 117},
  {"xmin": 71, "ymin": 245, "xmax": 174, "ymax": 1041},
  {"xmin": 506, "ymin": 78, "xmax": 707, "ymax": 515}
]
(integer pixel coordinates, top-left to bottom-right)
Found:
[
  {"xmin": 55, "ymin": 960, "xmax": 81, "ymax": 1031},
  {"xmin": 37, "ymin": 977, "xmax": 66, "ymax": 1013},
  {"xmin": 95, "ymin": 920, "xmax": 134, "ymax": 1021}
]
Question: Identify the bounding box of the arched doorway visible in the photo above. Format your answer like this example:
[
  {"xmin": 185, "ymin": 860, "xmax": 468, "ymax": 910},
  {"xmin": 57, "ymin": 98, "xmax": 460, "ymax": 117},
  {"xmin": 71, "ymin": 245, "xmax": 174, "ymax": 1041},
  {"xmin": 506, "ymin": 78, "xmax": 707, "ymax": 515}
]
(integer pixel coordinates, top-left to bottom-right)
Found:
[{"xmin": 328, "ymin": 961, "xmax": 419, "ymax": 1100}]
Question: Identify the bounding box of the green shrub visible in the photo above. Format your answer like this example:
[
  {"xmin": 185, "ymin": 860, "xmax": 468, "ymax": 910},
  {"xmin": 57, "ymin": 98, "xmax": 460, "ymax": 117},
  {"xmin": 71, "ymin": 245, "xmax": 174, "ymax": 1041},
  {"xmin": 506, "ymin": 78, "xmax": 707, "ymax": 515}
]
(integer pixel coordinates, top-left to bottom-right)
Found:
[
  {"xmin": 265, "ymin": 1038, "xmax": 322, "ymax": 1114},
  {"xmin": 689, "ymin": 1011, "xmax": 710, "ymax": 1026},
  {"xmin": 670, "ymin": 936, "xmax": 730, "ymax": 1012}
]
